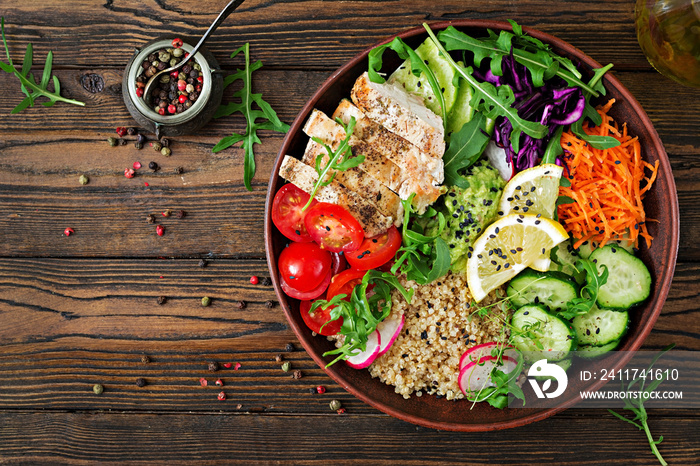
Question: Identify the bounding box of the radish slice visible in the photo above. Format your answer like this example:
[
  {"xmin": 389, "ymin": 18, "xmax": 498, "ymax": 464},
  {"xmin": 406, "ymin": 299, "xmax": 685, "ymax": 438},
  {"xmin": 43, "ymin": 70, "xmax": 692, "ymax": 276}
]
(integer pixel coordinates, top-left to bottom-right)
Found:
[
  {"xmin": 376, "ymin": 313, "xmax": 405, "ymax": 356},
  {"xmin": 484, "ymin": 140, "xmax": 513, "ymax": 181},
  {"xmin": 458, "ymin": 355, "xmax": 518, "ymax": 395},
  {"xmin": 345, "ymin": 329, "xmax": 381, "ymax": 369},
  {"xmin": 459, "ymin": 342, "xmax": 520, "ymax": 370}
]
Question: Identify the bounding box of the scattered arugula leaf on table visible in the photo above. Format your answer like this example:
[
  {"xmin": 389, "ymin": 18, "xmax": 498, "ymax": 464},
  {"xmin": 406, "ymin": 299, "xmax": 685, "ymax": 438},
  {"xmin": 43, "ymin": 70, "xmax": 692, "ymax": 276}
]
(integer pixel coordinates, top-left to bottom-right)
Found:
[
  {"xmin": 608, "ymin": 344, "xmax": 675, "ymax": 466},
  {"xmin": 0, "ymin": 17, "xmax": 85, "ymax": 114},
  {"xmin": 213, "ymin": 43, "xmax": 290, "ymax": 191}
]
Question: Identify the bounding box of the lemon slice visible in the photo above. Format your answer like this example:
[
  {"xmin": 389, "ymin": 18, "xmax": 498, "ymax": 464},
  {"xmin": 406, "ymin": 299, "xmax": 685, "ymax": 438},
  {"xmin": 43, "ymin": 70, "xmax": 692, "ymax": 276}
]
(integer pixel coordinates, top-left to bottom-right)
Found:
[
  {"xmin": 498, "ymin": 164, "xmax": 563, "ymax": 219},
  {"xmin": 498, "ymin": 164, "xmax": 564, "ymax": 271},
  {"xmin": 466, "ymin": 214, "xmax": 569, "ymax": 303}
]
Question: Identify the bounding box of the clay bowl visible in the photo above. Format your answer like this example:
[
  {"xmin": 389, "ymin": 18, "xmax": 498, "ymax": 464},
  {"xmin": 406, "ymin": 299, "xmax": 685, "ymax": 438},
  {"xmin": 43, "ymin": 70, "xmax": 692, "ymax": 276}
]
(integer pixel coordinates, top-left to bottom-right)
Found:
[{"xmin": 264, "ymin": 20, "xmax": 679, "ymax": 431}]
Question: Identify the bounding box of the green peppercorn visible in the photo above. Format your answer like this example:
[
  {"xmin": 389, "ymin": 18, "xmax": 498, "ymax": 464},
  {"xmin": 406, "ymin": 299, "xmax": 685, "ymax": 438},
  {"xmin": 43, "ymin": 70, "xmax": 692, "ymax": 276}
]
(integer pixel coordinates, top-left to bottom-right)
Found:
[
  {"xmin": 201, "ymin": 296, "xmax": 211, "ymax": 307},
  {"xmin": 172, "ymin": 47, "xmax": 183, "ymax": 58},
  {"xmin": 151, "ymin": 142, "xmax": 162, "ymax": 152},
  {"xmin": 185, "ymin": 84, "xmax": 195, "ymax": 93},
  {"xmin": 193, "ymin": 63, "xmax": 201, "ymax": 71},
  {"xmin": 78, "ymin": 174, "xmax": 89, "ymax": 185},
  {"xmin": 107, "ymin": 137, "xmax": 118, "ymax": 147},
  {"xmin": 93, "ymin": 384, "xmax": 104, "ymax": 395},
  {"xmin": 281, "ymin": 361, "xmax": 291, "ymax": 372},
  {"xmin": 170, "ymin": 58, "xmax": 178, "ymax": 67},
  {"xmin": 329, "ymin": 399, "xmax": 342, "ymax": 411},
  {"xmin": 159, "ymin": 75, "xmax": 171, "ymax": 84},
  {"xmin": 161, "ymin": 147, "xmax": 172, "ymax": 157},
  {"xmin": 158, "ymin": 51, "xmax": 171, "ymax": 62}
]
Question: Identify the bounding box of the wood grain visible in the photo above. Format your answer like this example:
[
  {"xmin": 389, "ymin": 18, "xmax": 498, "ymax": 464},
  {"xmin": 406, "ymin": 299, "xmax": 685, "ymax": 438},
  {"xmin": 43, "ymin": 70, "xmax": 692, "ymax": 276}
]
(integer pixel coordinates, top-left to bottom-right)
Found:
[{"xmin": 0, "ymin": 410, "xmax": 697, "ymax": 465}]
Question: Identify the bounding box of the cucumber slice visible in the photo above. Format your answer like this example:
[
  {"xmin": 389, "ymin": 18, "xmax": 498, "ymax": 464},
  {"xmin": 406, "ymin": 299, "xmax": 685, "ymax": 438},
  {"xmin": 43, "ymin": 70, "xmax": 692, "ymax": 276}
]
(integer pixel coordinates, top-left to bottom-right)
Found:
[
  {"xmin": 511, "ymin": 305, "xmax": 577, "ymax": 362},
  {"xmin": 589, "ymin": 245, "xmax": 651, "ymax": 309},
  {"xmin": 572, "ymin": 306, "xmax": 628, "ymax": 346},
  {"xmin": 507, "ymin": 269, "xmax": 578, "ymax": 312},
  {"xmin": 388, "ymin": 38, "xmax": 458, "ymax": 116},
  {"xmin": 576, "ymin": 237, "xmax": 635, "ymax": 259},
  {"xmin": 549, "ymin": 240, "xmax": 585, "ymax": 283},
  {"xmin": 576, "ymin": 339, "xmax": 621, "ymax": 359}
]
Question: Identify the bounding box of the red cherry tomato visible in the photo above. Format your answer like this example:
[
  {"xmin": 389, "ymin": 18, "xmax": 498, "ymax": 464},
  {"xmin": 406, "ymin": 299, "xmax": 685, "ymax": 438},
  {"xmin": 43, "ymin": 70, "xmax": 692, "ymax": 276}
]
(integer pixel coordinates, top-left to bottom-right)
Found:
[
  {"xmin": 346, "ymin": 226, "xmax": 402, "ymax": 270},
  {"xmin": 278, "ymin": 242, "xmax": 331, "ymax": 292},
  {"xmin": 271, "ymin": 184, "xmax": 317, "ymax": 242},
  {"xmin": 280, "ymin": 269, "xmax": 331, "ymax": 300},
  {"xmin": 326, "ymin": 268, "xmax": 368, "ymax": 302},
  {"xmin": 303, "ymin": 202, "xmax": 364, "ymax": 253},
  {"xmin": 331, "ymin": 252, "xmax": 348, "ymax": 275},
  {"xmin": 300, "ymin": 297, "xmax": 343, "ymax": 336}
]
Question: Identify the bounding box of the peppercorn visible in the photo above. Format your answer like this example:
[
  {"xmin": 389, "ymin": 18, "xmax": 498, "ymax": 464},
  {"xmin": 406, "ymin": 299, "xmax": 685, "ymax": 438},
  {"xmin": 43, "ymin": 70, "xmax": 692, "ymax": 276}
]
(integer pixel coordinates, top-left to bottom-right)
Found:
[
  {"xmin": 217, "ymin": 391, "xmax": 226, "ymax": 401},
  {"xmin": 152, "ymin": 141, "xmax": 163, "ymax": 152},
  {"xmin": 215, "ymin": 378, "xmax": 223, "ymax": 386},
  {"xmin": 308, "ymin": 387, "xmax": 317, "ymax": 394},
  {"xmin": 175, "ymin": 167, "xmax": 184, "ymax": 174},
  {"xmin": 208, "ymin": 361, "xmax": 219, "ymax": 372},
  {"xmin": 329, "ymin": 399, "xmax": 342, "ymax": 411},
  {"xmin": 147, "ymin": 214, "xmax": 156, "ymax": 224},
  {"xmin": 336, "ymin": 408, "xmax": 346, "ymax": 414},
  {"xmin": 157, "ymin": 296, "xmax": 167, "ymax": 305},
  {"xmin": 137, "ymin": 133, "xmax": 147, "ymax": 145},
  {"xmin": 141, "ymin": 354, "xmax": 151, "ymax": 364},
  {"xmin": 156, "ymin": 225, "xmax": 165, "ymax": 236},
  {"xmin": 162, "ymin": 210, "xmax": 171, "ymax": 217},
  {"xmin": 274, "ymin": 354, "xmax": 283, "ymax": 362},
  {"xmin": 292, "ymin": 370, "xmax": 303, "ymax": 379},
  {"xmin": 235, "ymin": 300, "xmax": 246, "ymax": 309},
  {"xmin": 261, "ymin": 277, "xmax": 272, "ymax": 286},
  {"xmin": 249, "ymin": 276, "xmax": 259, "ymax": 285},
  {"xmin": 149, "ymin": 161, "xmax": 159, "ymax": 171},
  {"xmin": 120, "ymin": 138, "xmax": 127, "ymax": 146},
  {"xmin": 127, "ymin": 127, "xmax": 137, "ymax": 136},
  {"xmin": 285, "ymin": 343, "xmax": 295, "ymax": 352},
  {"xmin": 264, "ymin": 300, "xmax": 275, "ymax": 308},
  {"xmin": 107, "ymin": 137, "xmax": 118, "ymax": 147},
  {"xmin": 135, "ymin": 141, "xmax": 143, "ymax": 150},
  {"xmin": 78, "ymin": 174, "xmax": 89, "ymax": 185},
  {"xmin": 93, "ymin": 384, "xmax": 104, "ymax": 395},
  {"xmin": 198, "ymin": 259, "xmax": 208, "ymax": 268},
  {"xmin": 160, "ymin": 138, "xmax": 170, "ymax": 148},
  {"xmin": 175, "ymin": 210, "xmax": 186, "ymax": 219},
  {"xmin": 201, "ymin": 296, "xmax": 211, "ymax": 307},
  {"xmin": 281, "ymin": 362, "xmax": 291, "ymax": 372},
  {"xmin": 316, "ymin": 386, "xmax": 326, "ymax": 394},
  {"xmin": 161, "ymin": 147, "xmax": 172, "ymax": 157},
  {"xmin": 136, "ymin": 378, "xmax": 146, "ymax": 387}
]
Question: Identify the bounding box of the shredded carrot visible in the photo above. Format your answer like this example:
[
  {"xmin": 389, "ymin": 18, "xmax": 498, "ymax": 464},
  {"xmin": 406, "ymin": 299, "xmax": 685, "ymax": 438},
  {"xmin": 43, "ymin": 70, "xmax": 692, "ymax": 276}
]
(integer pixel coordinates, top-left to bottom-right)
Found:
[{"xmin": 558, "ymin": 99, "xmax": 659, "ymax": 250}]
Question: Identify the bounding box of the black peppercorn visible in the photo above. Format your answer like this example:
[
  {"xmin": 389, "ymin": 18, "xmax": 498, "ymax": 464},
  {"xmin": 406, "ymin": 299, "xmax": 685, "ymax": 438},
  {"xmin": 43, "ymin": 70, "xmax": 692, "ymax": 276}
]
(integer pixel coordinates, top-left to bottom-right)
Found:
[
  {"xmin": 141, "ymin": 354, "xmax": 150, "ymax": 364},
  {"xmin": 175, "ymin": 210, "xmax": 186, "ymax": 219},
  {"xmin": 198, "ymin": 259, "xmax": 208, "ymax": 268},
  {"xmin": 120, "ymin": 138, "xmax": 127, "ymax": 146},
  {"xmin": 236, "ymin": 300, "xmax": 247, "ymax": 309},
  {"xmin": 308, "ymin": 387, "xmax": 317, "ymax": 394},
  {"xmin": 136, "ymin": 377, "xmax": 146, "ymax": 387},
  {"xmin": 137, "ymin": 133, "xmax": 147, "ymax": 145},
  {"xmin": 274, "ymin": 354, "xmax": 283, "ymax": 362},
  {"xmin": 160, "ymin": 138, "xmax": 170, "ymax": 148},
  {"xmin": 261, "ymin": 277, "xmax": 272, "ymax": 286},
  {"xmin": 127, "ymin": 127, "xmax": 137, "ymax": 136},
  {"xmin": 292, "ymin": 370, "xmax": 303, "ymax": 380},
  {"xmin": 157, "ymin": 296, "xmax": 167, "ymax": 305},
  {"xmin": 135, "ymin": 141, "xmax": 143, "ymax": 150},
  {"xmin": 149, "ymin": 161, "xmax": 159, "ymax": 171},
  {"xmin": 265, "ymin": 300, "xmax": 275, "ymax": 309},
  {"xmin": 175, "ymin": 167, "xmax": 183, "ymax": 174},
  {"xmin": 285, "ymin": 343, "xmax": 295, "ymax": 352},
  {"xmin": 208, "ymin": 361, "xmax": 219, "ymax": 372},
  {"xmin": 147, "ymin": 214, "xmax": 156, "ymax": 224}
]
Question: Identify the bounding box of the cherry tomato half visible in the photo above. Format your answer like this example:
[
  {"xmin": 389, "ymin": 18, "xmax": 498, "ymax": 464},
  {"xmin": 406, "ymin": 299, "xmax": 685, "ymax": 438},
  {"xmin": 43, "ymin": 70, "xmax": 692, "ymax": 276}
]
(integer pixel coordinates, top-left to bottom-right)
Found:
[
  {"xmin": 326, "ymin": 268, "xmax": 368, "ymax": 302},
  {"xmin": 304, "ymin": 202, "xmax": 364, "ymax": 253},
  {"xmin": 280, "ymin": 269, "xmax": 331, "ymax": 300},
  {"xmin": 300, "ymin": 297, "xmax": 343, "ymax": 336},
  {"xmin": 278, "ymin": 242, "xmax": 331, "ymax": 292},
  {"xmin": 331, "ymin": 252, "xmax": 348, "ymax": 276},
  {"xmin": 271, "ymin": 183, "xmax": 317, "ymax": 242},
  {"xmin": 346, "ymin": 226, "xmax": 402, "ymax": 270}
]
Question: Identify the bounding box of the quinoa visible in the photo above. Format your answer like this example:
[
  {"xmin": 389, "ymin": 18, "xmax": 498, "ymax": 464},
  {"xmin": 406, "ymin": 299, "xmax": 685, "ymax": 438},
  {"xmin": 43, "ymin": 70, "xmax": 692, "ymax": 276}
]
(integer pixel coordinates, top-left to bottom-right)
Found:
[{"xmin": 368, "ymin": 272, "xmax": 511, "ymax": 400}]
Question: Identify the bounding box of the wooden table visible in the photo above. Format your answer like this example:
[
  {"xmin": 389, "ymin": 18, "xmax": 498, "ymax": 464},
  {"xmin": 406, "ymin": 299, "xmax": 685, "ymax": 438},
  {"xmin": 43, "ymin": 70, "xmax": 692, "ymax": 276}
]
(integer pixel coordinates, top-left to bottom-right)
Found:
[{"xmin": 0, "ymin": 0, "xmax": 698, "ymax": 464}]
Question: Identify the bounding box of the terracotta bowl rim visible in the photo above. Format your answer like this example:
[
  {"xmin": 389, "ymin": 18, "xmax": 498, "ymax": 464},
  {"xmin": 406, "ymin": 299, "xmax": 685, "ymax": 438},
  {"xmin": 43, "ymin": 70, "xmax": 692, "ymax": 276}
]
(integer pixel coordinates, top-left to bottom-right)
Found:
[{"xmin": 264, "ymin": 19, "xmax": 680, "ymax": 431}]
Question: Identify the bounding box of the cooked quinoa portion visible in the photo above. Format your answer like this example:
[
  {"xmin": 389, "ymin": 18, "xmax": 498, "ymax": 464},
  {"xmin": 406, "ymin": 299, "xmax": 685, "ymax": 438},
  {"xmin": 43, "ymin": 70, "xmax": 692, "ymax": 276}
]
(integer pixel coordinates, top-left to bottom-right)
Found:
[{"xmin": 368, "ymin": 272, "xmax": 510, "ymax": 400}]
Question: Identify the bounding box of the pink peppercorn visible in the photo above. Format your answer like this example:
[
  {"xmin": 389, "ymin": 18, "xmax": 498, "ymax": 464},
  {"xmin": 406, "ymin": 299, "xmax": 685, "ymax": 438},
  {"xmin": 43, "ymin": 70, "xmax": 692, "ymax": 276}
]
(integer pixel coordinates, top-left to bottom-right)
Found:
[
  {"xmin": 115, "ymin": 127, "xmax": 127, "ymax": 137},
  {"xmin": 64, "ymin": 227, "xmax": 74, "ymax": 236},
  {"xmin": 199, "ymin": 378, "xmax": 208, "ymax": 387},
  {"xmin": 170, "ymin": 70, "xmax": 180, "ymax": 79},
  {"xmin": 171, "ymin": 38, "xmax": 183, "ymax": 48},
  {"xmin": 156, "ymin": 225, "xmax": 165, "ymax": 236},
  {"xmin": 178, "ymin": 94, "xmax": 188, "ymax": 104},
  {"xmin": 217, "ymin": 391, "xmax": 226, "ymax": 401},
  {"xmin": 136, "ymin": 88, "xmax": 144, "ymax": 98},
  {"xmin": 177, "ymin": 80, "xmax": 187, "ymax": 91},
  {"xmin": 250, "ymin": 276, "xmax": 259, "ymax": 285},
  {"xmin": 215, "ymin": 379, "xmax": 223, "ymax": 386},
  {"xmin": 316, "ymin": 386, "xmax": 326, "ymax": 394},
  {"xmin": 158, "ymin": 108, "xmax": 166, "ymax": 116},
  {"xmin": 336, "ymin": 408, "xmax": 346, "ymax": 414},
  {"xmin": 234, "ymin": 362, "xmax": 241, "ymax": 371},
  {"xmin": 167, "ymin": 104, "xmax": 177, "ymax": 114},
  {"xmin": 124, "ymin": 168, "xmax": 135, "ymax": 178},
  {"xmin": 222, "ymin": 362, "xmax": 232, "ymax": 369},
  {"xmin": 133, "ymin": 161, "xmax": 142, "ymax": 170}
]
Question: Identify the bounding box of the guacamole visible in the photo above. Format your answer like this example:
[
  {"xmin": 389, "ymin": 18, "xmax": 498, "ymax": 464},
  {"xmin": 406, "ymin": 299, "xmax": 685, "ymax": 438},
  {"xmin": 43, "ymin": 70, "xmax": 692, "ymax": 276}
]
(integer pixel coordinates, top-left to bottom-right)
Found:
[{"xmin": 438, "ymin": 161, "xmax": 505, "ymax": 271}]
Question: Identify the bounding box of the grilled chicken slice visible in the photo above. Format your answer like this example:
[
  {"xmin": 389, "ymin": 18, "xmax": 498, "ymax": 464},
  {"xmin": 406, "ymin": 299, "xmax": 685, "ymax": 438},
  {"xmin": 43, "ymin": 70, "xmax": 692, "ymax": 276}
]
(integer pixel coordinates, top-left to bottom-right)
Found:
[
  {"xmin": 302, "ymin": 109, "xmax": 404, "ymax": 192},
  {"xmin": 303, "ymin": 138, "xmax": 403, "ymax": 222},
  {"xmin": 333, "ymin": 99, "xmax": 444, "ymax": 213},
  {"xmin": 351, "ymin": 72, "xmax": 445, "ymax": 160},
  {"xmin": 278, "ymin": 155, "xmax": 394, "ymax": 237}
]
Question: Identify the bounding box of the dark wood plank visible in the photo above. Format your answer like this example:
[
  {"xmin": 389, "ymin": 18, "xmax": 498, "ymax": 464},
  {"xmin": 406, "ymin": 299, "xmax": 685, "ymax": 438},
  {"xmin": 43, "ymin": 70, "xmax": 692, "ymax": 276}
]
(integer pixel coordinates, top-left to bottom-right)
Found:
[
  {"xmin": 0, "ymin": 0, "xmax": 654, "ymax": 70},
  {"xmin": 0, "ymin": 410, "xmax": 697, "ymax": 465},
  {"xmin": 0, "ymin": 258, "xmax": 696, "ymax": 413}
]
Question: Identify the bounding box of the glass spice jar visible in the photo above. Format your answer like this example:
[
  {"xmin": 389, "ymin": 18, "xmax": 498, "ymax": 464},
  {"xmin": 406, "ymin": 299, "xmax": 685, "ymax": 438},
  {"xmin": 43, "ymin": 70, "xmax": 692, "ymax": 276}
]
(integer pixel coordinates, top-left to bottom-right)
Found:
[{"xmin": 122, "ymin": 37, "xmax": 224, "ymax": 138}]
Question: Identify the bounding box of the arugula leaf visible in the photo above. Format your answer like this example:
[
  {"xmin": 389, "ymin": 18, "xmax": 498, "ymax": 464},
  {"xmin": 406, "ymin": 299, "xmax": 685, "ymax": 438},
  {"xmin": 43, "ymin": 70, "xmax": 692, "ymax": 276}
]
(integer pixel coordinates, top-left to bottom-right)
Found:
[
  {"xmin": 302, "ymin": 116, "xmax": 365, "ymax": 210},
  {"xmin": 541, "ymin": 125, "xmax": 564, "ymax": 165},
  {"xmin": 608, "ymin": 344, "xmax": 675, "ymax": 466},
  {"xmin": 423, "ymin": 24, "xmax": 548, "ymax": 141},
  {"xmin": 0, "ymin": 17, "xmax": 85, "ymax": 113},
  {"xmin": 312, "ymin": 270, "xmax": 413, "ymax": 367},
  {"xmin": 367, "ymin": 36, "xmax": 448, "ymax": 127},
  {"xmin": 213, "ymin": 43, "xmax": 290, "ymax": 191},
  {"xmin": 558, "ymin": 258, "xmax": 608, "ymax": 320},
  {"xmin": 442, "ymin": 112, "xmax": 491, "ymax": 188}
]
